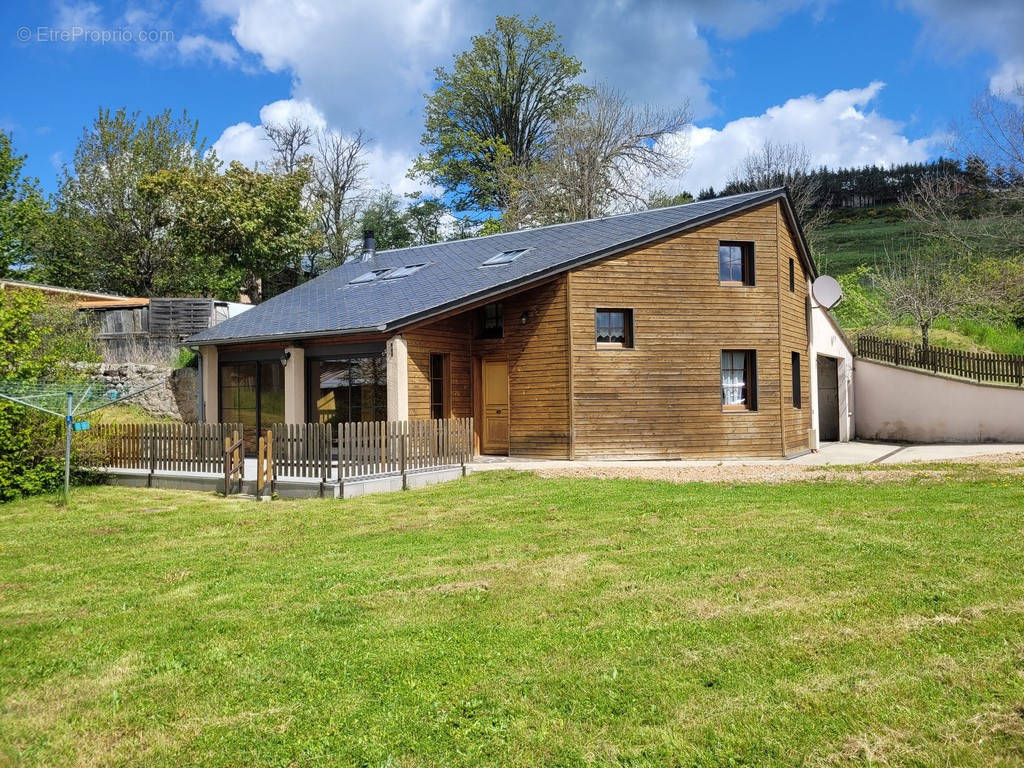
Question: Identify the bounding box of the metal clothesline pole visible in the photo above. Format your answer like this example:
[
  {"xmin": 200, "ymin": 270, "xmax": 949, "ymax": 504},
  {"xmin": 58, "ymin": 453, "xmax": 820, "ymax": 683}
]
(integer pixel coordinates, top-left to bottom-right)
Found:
[{"xmin": 64, "ymin": 391, "xmax": 73, "ymax": 499}]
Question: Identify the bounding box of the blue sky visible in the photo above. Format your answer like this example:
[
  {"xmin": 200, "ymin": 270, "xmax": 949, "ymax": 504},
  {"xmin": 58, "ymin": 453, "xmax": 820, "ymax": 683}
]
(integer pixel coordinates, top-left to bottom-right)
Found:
[{"xmin": 2, "ymin": 0, "xmax": 1022, "ymax": 197}]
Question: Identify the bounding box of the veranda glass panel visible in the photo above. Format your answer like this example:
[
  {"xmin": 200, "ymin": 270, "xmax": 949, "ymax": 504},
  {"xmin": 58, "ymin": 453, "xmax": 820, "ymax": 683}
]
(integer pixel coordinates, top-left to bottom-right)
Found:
[{"xmin": 312, "ymin": 354, "xmax": 387, "ymax": 427}]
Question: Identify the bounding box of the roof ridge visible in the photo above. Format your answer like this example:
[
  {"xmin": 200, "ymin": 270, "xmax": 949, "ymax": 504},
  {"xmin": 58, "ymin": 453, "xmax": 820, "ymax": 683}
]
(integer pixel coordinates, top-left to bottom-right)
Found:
[{"xmin": 368, "ymin": 187, "xmax": 785, "ymax": 258}]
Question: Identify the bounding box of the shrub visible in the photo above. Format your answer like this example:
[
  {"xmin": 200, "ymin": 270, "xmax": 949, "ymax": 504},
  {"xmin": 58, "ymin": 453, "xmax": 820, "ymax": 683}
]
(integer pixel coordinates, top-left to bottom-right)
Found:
[{"xmin": 0, "ymin": 289, "xmax": 99, "ymax": 501}]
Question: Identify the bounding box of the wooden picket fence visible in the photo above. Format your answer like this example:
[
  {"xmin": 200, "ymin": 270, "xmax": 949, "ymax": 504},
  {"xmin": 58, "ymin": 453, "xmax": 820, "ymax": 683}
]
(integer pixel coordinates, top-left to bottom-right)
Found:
[
  {"xmin": 270, "ymin": 418, "xmax": 474, "ymax": 482},
  {"xmin": 94, "ymin": 422, "xmax": 244, "ymax": 473},
  {"xmin": 857, "ymin": 335, "xmax": 1024, "ymax": 386},
  {"xmin": 270, "ymin": 423, "xmax": 334, "ymax": 487},
  {"xmin": 92, "ymin": 418, "xmax": 474, "ymax": 497}
]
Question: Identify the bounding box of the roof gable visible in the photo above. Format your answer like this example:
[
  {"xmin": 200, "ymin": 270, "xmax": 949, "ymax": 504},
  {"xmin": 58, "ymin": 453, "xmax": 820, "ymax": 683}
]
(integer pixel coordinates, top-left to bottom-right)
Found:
[{"xmin": 189, "ymin": 188, "xmax": 815, "ymax": 345}]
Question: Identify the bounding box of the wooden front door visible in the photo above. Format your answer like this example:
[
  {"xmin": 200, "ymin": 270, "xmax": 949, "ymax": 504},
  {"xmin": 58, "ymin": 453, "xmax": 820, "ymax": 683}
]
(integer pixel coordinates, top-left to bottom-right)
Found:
[{"xmin": 481, "ymin": 359, "xmax": 510, "ymax": 455}]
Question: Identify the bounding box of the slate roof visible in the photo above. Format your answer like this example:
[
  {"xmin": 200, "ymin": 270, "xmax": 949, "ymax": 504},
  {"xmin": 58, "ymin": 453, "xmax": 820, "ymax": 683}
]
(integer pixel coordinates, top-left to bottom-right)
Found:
[{"xmin": 189, "ymin": 187, "xmax": 810, "ymax": 345}]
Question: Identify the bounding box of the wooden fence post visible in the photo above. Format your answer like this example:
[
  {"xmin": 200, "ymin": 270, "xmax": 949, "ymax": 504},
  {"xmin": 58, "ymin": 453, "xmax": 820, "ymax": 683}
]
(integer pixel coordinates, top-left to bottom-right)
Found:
[{"xmin": 148, "ymin": 428, "xmax": 156, "ymax": 488}]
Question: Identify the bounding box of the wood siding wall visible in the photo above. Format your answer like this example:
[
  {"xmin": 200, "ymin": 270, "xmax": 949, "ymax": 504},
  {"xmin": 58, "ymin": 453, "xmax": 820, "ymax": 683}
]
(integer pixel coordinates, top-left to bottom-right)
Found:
[
  {"xmin": 568, "ymin": 201, "xmax": 811, "ymax": 458},
  {"xmin": 778, "ymin": 209, "xmax": 813, "ymax": 452},
  {"xmin": 404, "ymin": 316, "xmax": 473, "ymax": 421},
  {"xmin": 404, "ymin": 277, "xmax": 572, "ymax": 458}
]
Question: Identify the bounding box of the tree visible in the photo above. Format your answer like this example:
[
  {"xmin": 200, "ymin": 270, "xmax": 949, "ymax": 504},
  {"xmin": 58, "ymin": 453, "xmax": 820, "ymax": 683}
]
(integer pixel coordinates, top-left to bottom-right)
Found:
[
  {"xmin": 144, "ymin": 162, "xmax": 317, "ymax": 303},
  {"xmin": 0, "ymin": 131, "xmax": 46, "ymax": 276},
  {"xmin": 647, "ymin": 190, "xmax": 694, "ymax": 209},
  {"xmin": 0, "ymin": 288, "xmax": 99, "ymax": 500},
  {"xmin": 263, "ymin": 120, "xmax": 369, "ymax": 271},
  {"xmin": 359, "ymin": 190, "xmax": 414, "ymax": 251},
  {"xmin": 904, "ymin": 83, "xmax": 1024, "ymax": 259},
  {"xmin": 413, "ymin": 15, "xmax": 588, "ymax": 215},
  {"xmin": 264, "ymin": 118, "xmax": 312, "ymax": 175},
  {"xmin": 722, "ymin": 140, "xmax": 829, "ymax": 251},
  {"xmin": 310, "ymin": 129, "xmax": 367, "ymax": 267},
  {"xmin": 39, "ymin": 108, "xmax": 218, "ymax": 296},
  {"xmin": 513, "ymin": 86, "xmax": 691, "ymax": 225},
  {"xmin": 874, "ymin": 243, "xmax": 976, "ymax": 351},
  {"xmin": 404, "ymin": 193, "xmax": 448, "ymax": 246}
]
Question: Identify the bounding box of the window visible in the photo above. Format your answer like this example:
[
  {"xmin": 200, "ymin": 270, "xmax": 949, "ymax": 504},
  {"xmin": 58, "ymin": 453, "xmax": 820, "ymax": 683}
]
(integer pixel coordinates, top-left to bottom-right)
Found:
[
  {"xmin": 307, "ymin": 354, "xmax": 387, "ymax": 426},
  {"xmin": 382, "ymin": 263, "xmax": 426, "ymax": 280},
  {"xmin": 595, "ymin": 309, "xmax": 633, "ymax": 347},
  {"xmin": 791, "ymin": 352, "xmax": 801, "ymax": 408},
  {"xmin": 430, "ymin": 354, "xmax": 447, "ymax": 419},
  {"xmin": 719, "ymin": 241, "xmax": 754, "ymax": 285},
  {"xmin": 789, "ymin": 258, "xmax": 796, "ymax": 292},
  {"xmin": 219, "ymin": 361, "xmax": 284, "ymax": 454},
  {"xmin": 721, "ymin": 350, "xmax": 757, "ymax": 411},
  {"xmin": 482, "ymin": 248, "xmax": 529, "ymax": 266},
  {"xmin": 477, "ymin": 302, "xmax": 503, "ymax": 339},
  {"xmin": 349, "ymin": 269, "xmax": 391, "ymax": 285}
]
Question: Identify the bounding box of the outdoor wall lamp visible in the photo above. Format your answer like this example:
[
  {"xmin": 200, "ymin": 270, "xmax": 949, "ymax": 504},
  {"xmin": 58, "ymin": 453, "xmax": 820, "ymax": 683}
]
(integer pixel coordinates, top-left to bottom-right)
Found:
[
  {"xmin": 280, "ymin": 351, "xmax": 291, "ymax": 367},
  {"xmin": 520, "ymin": 310, "xmax": 531, "ymax": 325}
]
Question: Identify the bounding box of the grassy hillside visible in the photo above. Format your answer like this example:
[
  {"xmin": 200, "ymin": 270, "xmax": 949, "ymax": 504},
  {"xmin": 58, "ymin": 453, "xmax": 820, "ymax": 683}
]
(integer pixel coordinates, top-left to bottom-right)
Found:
[
  {"xmin": 815, "ymin": 207, "xmax": 1024, "ymax": 355},
  {"xmin": 815, "ymin": 206, "xmax": 911, "ymax": 276}
]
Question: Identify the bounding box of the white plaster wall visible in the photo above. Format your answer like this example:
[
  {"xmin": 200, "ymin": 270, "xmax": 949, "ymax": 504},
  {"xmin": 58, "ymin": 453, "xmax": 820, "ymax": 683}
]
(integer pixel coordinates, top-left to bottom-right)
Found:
[
  {"xmin": 855, "ymin": 359, "xmax": 1024, "ymax": 442},
  {"xmin": 808, "ymin": 298, "xmax": 855, "ymax": 446}
]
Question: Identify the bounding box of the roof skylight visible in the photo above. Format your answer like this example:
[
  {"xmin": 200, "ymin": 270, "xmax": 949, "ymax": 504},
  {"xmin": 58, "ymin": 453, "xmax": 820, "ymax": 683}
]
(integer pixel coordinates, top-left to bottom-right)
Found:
[
  {"xmin": 349, "ymin": 268, "xmax": 391, "ymax": 285},
  {"xmin": 481, "ymin": 248, "xmax": 529, "ymax": 266},
  {"xmin": 382, "ymin": 263, "xmax": 427, "ymax": 280}
]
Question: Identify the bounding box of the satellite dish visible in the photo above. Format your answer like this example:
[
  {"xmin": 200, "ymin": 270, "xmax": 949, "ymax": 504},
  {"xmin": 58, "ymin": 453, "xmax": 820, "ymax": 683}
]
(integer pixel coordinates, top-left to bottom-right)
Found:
[{"xmin": 812, "ymin": 275, "xmax": 843, "ymax": 309}]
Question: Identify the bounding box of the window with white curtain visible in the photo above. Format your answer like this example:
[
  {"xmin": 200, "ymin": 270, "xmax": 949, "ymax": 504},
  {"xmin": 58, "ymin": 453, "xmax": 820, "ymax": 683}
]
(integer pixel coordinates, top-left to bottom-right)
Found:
[{"xmin": 721, "ymin": 350, "xmax": 757, "ymax": 410}]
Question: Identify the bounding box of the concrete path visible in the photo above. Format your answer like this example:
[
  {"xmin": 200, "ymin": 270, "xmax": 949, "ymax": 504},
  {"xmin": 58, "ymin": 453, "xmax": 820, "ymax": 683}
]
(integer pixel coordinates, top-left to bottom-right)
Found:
[{"xmin": 469, "ymin": 441, "xmax": 1024, "ymax": 473}]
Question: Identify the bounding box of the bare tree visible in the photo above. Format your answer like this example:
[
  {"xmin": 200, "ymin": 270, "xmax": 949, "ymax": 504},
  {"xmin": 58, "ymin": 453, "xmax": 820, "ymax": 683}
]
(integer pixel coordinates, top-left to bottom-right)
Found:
[
  {"xmin": 874, "ymin": 242, "xmax": 976, "ymax": 351},
  {"xmin": 512, "ymin": 85, "xmax": 691, "ymax": 226},
  {"xmin": 957, "ymin": 82, "xmax": 1024, "ymax": 193},
  {"xmin": 726, "ymin": 139, "xmax": 829, "ymax": 250},
  {"xmin": 264, "ymin": 118, "xmax": 313, "ymax": 175},
  {"xmin": 311, "ymin": 128, "xmax": 367, "ymax": 268},
  {"xmin": 904, "ymin": 81, "xmax": 1024, "ymax": 258}
]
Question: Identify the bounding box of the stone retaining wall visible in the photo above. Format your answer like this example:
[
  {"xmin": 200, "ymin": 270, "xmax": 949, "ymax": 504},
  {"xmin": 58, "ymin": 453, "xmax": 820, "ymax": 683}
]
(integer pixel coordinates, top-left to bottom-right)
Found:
[{"xmin": 74, "ymin": 363, "xmax": 198, "ymax": 422}]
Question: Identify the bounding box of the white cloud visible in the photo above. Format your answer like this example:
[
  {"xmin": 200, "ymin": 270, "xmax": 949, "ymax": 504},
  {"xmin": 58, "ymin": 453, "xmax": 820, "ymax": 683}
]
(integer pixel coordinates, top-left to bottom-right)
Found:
[
  {"xmin": 900, "ymin": 0, "xmax": 1024, "ymax": 98},
  {"xmin": 665, "ymin": 82, "xmax": 941, "ymax": 193},
  {"xmin": 53, "ymin": 1, "xmax": 102, "ymax": 30},
  {"xmin": 199, "ymin": 0, "xmax": 835, "ymax": 206},
  {"xmin": 178, "ymin": 34, "xmax": 241, "ymax": 66}
]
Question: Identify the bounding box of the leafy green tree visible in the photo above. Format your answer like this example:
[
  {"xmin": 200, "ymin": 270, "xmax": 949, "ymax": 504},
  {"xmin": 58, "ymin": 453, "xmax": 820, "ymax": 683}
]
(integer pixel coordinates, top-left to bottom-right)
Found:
[
  {"xmin": 647, "ymin": 190, "xmax": 694, "ymax": 209},
  {"xmin": 0, "ymin": 288, "xmax": 99, "ymax": 500},
  {"xmin": 404, "ymin": 194, "xmax": 448, "ymax": 246},
  {"xmin": 0, "ymin": 131, "xmax": 47, "ymax": 276},
  {"xmin": 359, "ymin": 190, "xmax": 415, "ymax": 251},
  {"xmin": 144, "ymin": 162, "xmax": 317, "ymax": 303},
  {"xmin": 39, "ymin": 108, "xmax": 219, "ymax": 296},
  {"xmin": 413, "ymin": 15, "xmax": 588, "ymax": 215}
]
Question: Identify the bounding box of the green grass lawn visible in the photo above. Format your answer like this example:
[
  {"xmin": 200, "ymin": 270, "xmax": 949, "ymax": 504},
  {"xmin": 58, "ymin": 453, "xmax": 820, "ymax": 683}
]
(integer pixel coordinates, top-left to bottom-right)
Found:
[{"xmin": 3, "ymin": 471, "xmax": 1024, "ymax": 766}]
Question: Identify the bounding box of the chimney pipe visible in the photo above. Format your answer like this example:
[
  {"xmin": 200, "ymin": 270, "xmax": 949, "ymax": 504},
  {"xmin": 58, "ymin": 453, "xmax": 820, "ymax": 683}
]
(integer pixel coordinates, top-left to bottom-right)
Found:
[{"xmin": 361, "ymin": 229, "xmax": 376, "ymax": 262}]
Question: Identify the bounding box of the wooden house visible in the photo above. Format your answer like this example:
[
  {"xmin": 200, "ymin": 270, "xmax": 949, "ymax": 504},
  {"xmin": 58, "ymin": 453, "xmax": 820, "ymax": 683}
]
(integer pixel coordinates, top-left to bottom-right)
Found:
[{"xmin": 189, "ymin": 188, "xmax": 846, "ymax": 458}]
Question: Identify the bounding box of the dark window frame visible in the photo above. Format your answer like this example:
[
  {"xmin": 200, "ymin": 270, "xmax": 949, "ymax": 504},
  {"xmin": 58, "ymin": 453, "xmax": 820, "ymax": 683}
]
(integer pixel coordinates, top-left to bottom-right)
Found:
[
  {"xmin": 718, "ymin": 241, "xmax": 755, "ymax": 286},
  {"xmin": 218, "ymin": 360, "xmax": 285, "ymax": 454},
  {"xmin": 789, "ymin": 258, "xmax": 796, "ymax": 292},
  {"xmin": 791, "ymin": 351, "xmax": 802, "ymax": 408},
  {"xmin": 429, "ymin": 353, "xmax": 448, "ymax": 420},
  {"xmin": 594, "ymin": 308, "xmax": 634, "ymax": 348},
  {"xmin": 721, "ymin": 349, "xmax": 758, "ymax": 411},
  {"xmin": 305, "ymin": 353, "xmax": 388, "ymax": 425},
  {"xmin": 477, "ymin": 302, "xmax": 504, "ymax": 339}
]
